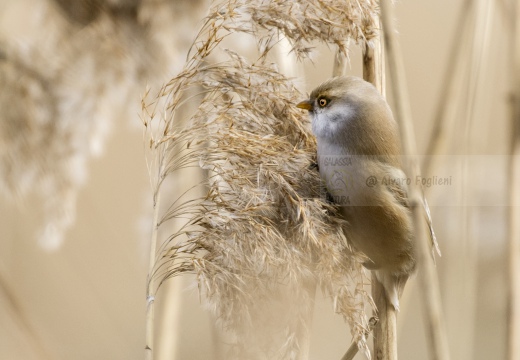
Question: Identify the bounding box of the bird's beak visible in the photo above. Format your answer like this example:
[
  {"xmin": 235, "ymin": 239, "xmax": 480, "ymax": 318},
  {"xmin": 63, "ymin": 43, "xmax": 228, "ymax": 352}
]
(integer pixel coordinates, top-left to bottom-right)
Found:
[{"xmin": 296, "ymin": 100, "xmax": 313, "ymax": 111}]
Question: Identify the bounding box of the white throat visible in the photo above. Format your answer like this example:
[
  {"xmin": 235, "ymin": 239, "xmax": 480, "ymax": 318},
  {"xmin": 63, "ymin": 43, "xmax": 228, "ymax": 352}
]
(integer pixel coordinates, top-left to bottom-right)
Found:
[{"xmin": 311, "ymin": 102, "xmax": 355, "ymax": 142}]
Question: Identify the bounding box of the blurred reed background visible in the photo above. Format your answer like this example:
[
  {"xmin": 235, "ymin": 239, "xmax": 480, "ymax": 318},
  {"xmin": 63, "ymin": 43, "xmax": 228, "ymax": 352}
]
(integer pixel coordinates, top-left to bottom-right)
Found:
[{"xmin": 0, "ymin": 0, "xmax": 516, "ymax": 359}]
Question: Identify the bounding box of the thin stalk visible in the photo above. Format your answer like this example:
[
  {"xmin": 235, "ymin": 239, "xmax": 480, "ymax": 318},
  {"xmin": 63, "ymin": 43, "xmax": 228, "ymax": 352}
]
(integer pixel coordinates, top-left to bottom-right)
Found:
[
  {"xmin": 371, "ymin": 273, "xmax": 398, "ymax": 360},
  {"xmin": 277, "ymin": 35, "xmax": 303, "ymax": 79},
  {"xmin": 507, "ymin": 118, "xmax": 520, "ymax": 358},
  {"xmin": 380, "ymin": 1, "xmax": 450, "ymax": 360},
  {"xmin": 145, "ymin": 179, "xmax": 162, "ymax": 360},
  {"xmin": 362, "ymin": 37, "xmax": 385, "ymax": 96},
  {"xmin": 422, "ymin": 0, "xmax": 473, "ymax": 176},
  {"xmin": 508, "ymin": 106, "xmax": 520, "ymax": 360},
  {"xmin": 507, "ymin": 1, "xmax": 520, "ymax": 359},
  {"xmin": 332, "ymin": 50, "xmax": 348, "ymax": 77},
  {"xmin": 457, "ymin": 1, "xmax": 493, "ymax": 359},
  {"xmin": 340, "ymin": 317, "xmax": 378, "ymax": 360},
  {"xmin": 362, "ymin": 12, "xmax": 399, "ymax": 360}
]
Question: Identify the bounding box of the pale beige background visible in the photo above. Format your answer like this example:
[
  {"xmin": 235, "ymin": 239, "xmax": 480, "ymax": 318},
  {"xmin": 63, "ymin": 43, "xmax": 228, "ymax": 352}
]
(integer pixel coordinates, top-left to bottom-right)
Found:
[{"xmin": 0, "ymin": 0, "xmax": 512, "ymax": 359}]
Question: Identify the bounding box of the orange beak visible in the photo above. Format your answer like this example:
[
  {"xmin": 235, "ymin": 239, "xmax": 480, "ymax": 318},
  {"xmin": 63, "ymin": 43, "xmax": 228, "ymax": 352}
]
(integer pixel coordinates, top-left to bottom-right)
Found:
[{"xmin": 296, "ymin": 100, "xmax": 313, "ymax": 111}]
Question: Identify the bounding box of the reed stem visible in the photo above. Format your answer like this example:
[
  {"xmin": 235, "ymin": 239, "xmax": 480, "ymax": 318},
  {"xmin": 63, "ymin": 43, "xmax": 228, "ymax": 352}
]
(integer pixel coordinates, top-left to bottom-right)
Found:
[
  {"xmin": 145, "ymin": 182, "xmax": 161, "ymax": 360},
  {"xmin": 361, "ymin": 11, "xmax": 399, "ymax": 360},
  {"xmin": 507, "ymin": 2, "xmax": 520, "ymax": 359},
  {"xmin": 380, "ymin": 1, "xmax": 450, "ymax": 359}
]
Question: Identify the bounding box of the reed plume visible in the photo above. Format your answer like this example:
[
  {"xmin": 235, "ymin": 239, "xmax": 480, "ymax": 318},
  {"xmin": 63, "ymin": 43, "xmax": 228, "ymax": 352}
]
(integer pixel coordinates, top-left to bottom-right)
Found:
[{"xmin": 143, "ymin": 0, "xmax": 380, "ymax": 358}]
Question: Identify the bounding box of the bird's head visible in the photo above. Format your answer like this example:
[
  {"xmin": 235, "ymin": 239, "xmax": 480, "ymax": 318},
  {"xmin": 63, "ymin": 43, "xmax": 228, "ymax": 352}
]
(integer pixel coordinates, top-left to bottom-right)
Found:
[{"xmin": 297, "ymin": 76, "xmax": 390, "ymax": 145}]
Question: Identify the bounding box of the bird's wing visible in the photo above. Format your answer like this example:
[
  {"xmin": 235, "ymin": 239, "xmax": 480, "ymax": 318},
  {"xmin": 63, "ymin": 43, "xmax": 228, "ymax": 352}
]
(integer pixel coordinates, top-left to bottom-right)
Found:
[
  {"xmin": 384, "ymin": 167, "xmax": 441, "ymax": 261},
  {"xmin": 382, "ymin": 166, "xmax": 409, "ymax": 208}
]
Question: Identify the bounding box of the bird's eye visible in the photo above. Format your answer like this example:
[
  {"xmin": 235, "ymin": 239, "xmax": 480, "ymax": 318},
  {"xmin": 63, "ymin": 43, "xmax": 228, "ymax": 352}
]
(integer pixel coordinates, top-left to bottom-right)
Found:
[{"xmin": 318, "ymin": 98, "xmax": 328, "ymax": 107}]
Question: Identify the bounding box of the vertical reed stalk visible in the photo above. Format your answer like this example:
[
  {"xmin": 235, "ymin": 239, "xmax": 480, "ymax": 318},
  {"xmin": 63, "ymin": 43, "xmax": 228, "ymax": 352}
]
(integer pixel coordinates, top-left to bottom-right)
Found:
[
  {"xmin": 380, "ymin": 1, "xmax": 450, "ymax": 359},
  {"xmin": 457, "ymin": 1, "xmax": 493, "ymax": 358},
  {"xmin": 362, "ymin": 16, "xmax": 400, "ymax": 360},
  {"xmin": 145, "ymin": 188, "xmax": 161, "ymax": 360},
  {"xmin": 332, "ymin": 50, "xmax": 348, "ymax": 77},
  {"xmin": 422, "ymin": 0, "xmax": 473, "ymax": 176},
  {"xmin": 508, "ymin": 105, "xmax": 520, "ymax": 360},
  {"xmin": 277, "ymin": 35, "xmax": 304, "ymax": 79},
  {"xmin": 362, "ymin": 37, "xmax": 385, "ymax": 95},
  {"xmin": 144, "ymin": 142, "xmax": 166, "ymax": 360},
  {"xmin": 335, "ymin": 11, "xmax": 395, "ymax": 360},
  {"xmin": 507, "ymin": 2, "xmax": 520, "ymax": 359},
  {"xmin": 507, "ymin": 119, "xmax": 520, "ymax": 359},
  {"xmin": 371, "ymin": 276, "xmax": 398, "ymax": 360}
]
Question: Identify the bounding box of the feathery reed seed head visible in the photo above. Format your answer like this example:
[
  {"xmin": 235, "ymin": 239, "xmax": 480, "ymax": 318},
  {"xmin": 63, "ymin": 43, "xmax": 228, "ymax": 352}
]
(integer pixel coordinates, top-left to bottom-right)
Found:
[{"xmin": 143, "ymin": 0, "xmax": 379, "ymax": 357}]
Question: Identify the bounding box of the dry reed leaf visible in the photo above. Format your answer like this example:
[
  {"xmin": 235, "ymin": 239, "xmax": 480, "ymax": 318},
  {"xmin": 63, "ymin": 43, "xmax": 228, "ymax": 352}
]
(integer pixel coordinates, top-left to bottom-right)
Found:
[{"xmin": 144, "ymin": 0, "xmax": 379, "ymax": 357}]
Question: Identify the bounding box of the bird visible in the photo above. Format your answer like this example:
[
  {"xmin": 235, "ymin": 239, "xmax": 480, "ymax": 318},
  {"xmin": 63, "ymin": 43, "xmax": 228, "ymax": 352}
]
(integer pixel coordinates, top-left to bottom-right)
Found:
[{"xmin": 296, "ymin": 75, "xmax": 438, "ymax": 311}]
